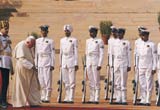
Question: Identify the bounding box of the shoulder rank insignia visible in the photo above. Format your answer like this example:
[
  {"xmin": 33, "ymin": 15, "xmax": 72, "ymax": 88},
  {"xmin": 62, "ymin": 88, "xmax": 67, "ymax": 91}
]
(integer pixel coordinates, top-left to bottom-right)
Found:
[
  {"xmin": 46, "ymin": 41, "xmax": 48, "ymax": 43},
  {"xmin": 95, "ymin": 41, "xmax": 98, "ymax": 43},
  {"xmin": 154, "ymin": 50, "xmax": 157, "ymax": 54},
  {"xmin": 123, "ymin": 42, "xmax": 126, "ymax": 45},
  {"xmin": 100, "ymin": 46, "xmax": 104, "ymax": 49},
  {"xmin": 69, "ymin": 40, "xmax": 72, "ymax": 42},
  {"xmin": 147, "ymin": 45, "xmax": 150, "ymax": 47}
]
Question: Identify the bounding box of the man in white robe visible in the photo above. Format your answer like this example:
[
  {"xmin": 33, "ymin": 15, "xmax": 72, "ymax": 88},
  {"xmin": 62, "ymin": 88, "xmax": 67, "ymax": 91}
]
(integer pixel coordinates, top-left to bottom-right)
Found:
[{"xmin": 12, "ymin": 36, "xmax": 41, "ymax": 108}]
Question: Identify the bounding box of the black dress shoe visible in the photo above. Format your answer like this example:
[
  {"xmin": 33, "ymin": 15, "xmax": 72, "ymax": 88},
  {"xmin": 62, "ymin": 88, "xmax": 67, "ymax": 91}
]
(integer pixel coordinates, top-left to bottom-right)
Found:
[
  {"xmin": 136, "ymin": 99, "xmax": 141, "ymax": 102},
  {"xmin": 121, "ymin": 102, "xmax": 128, "ymax": 105},
  {"xmin": 86, "ymin": 101, "xmax": 94, "ymax": 104},
  {"xmin": 30, "ymin": 105, "xmax": 41, "ymax": 108},
  {"xmin": 43, "ymin": 100, "xmax": 50, "ymax": 103},
  {"xmin": 93, "ymin": 102, "xmax": 99, "ymax": 104},
  {"xmin": 110, "ymin": 102, "xmax": 121, "ymax": 105},
  {"xmin": 62, "ymin": 101, "xmax": 70, "ymax": 103},
  {"xmin": 68, "ymin": 101, "xmax": 74, "ymax": 104},
  {"xmin": 136, "ymin": 103, "xmax": 146, "ymax": 106},
  {"xmin": 41, "ymin": 100, "xmax": 45, "ymax": 103},
  {"xmin": 146, "ymin": 103, "xmax": 151, "ymax": 106},
  {"xmin": 0, "ymin": 102, "xmax": 8, "ymax": 109}
]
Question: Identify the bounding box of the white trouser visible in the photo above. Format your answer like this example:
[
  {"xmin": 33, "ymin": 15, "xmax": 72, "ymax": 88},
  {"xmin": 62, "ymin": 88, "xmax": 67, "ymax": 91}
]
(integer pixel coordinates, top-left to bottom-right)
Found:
[
  {"xmin": 62, "ymin": 67, "xmax": 76, "ymax": 101},
  {"xmin": 38, "ymin": 67, "xmax": 52, "ymax": 100},
  {"xmin": 110, "ymin": 67, "xmax": 117, "ymax": 99},
  {"xmin": 114, "ymin": 66, "xmax": 128, "ymax": 102},
  {"xmin": 134, "ymin": 70, "xmax": 143, "ymax": 100},
  {"xmin": 139, "ymin": 68, "xmax": 153, "ymax": 104},
  {"xmin": 87, "ymin": 65, "xmax": 100, "ymax": 90},
  {"xmin": 158, "ymin": 70, "xmax": 160, "ymax": 87},
  {"xmin": 87, "ymin": 65, "xmax": 100, "ymax": 102}
]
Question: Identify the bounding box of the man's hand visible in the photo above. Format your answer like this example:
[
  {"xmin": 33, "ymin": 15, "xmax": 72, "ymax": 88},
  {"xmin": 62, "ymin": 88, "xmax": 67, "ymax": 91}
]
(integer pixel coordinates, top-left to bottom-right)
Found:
[
  {"xmin": 152, "ymin": 70, "xmax": 156, "ymax": 75},
  {"xmin": 7, "ymin": 39, "xmax": 12, "ymax": 44},
  {"xmin": 32, "ymin": 66, "xmax": 37, "ymax": 72},
  {"xmin": 50, "ymin": 66, "xmax": 54, "ymax": 71},
  {"xmin": 75, "ymin": 65, "xmax": 79, "ymax": 71},
  {"xmin": 127, "ymin": 67, "xmax": 131, "ymax": 72},
  {"xmin": 97, "ymin": 66, "xmax": 101, "ymax": 71},
  {"xmin": 11, "ymin": 71, "xmax": 14, "ymax": 75}
]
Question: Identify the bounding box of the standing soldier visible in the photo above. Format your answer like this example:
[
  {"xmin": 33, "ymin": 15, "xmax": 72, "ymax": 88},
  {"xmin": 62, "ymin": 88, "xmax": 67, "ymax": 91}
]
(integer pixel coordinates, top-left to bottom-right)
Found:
[
  {"xmin": 0, "ymin": 20, "xmax": 13, "ymax": 109},
  {"xmin": 60, "ymin": 24, "xmax": 78, "ymax": 103},
  {"xmin": 86, "ymin": 26, "xmax": 104, "ymax": 104},
  {"xmin": 108, "ymin": 26, "xmax": 118, "ymax": 68},
  {"xmin": 135, "ymin": 30, "xmax": 157, "ymax": 106},
  {"xmin": 110, "ymin": 28, "xmax": 131, "ymax": 105},
  {"xmin": 134, "ymin": 26, "xmax": 147, "ymax": 101},
  {"xmin": 108, "ymin": 26, "xmax": 118, "ymax": 99},
  {"xmin": 134, "ymin": 26, "xmax": 147, "ymax": 57},
  {"xmin": 35, "ymin": 25, "xmax": 55, "ymax": 103}
]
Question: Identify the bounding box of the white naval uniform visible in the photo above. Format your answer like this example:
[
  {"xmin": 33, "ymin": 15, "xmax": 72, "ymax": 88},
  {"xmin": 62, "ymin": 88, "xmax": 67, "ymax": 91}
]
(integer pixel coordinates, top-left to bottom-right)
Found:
[
  {"xmin": 35, "ymin": 37, "xmax": 55, "ymax": 101},
  {"xmin": 110, "ymin": 38, "xmax": 131, "ymax": 103},
  {"xmin": 86, "ymin": 37, "xmax": 104, "ymax": 102},
  {"xmin": 136, "ymin": 40, "xmax": 157, "ymax": 104},
  {"xmin": 0, "ymin": 32, "xmax": 12, "ymax": 70},
  {"xmin": 134, "ymin": 37, "xmax": 143, "ymax": 100},
  {"xmin": 60, "ymin": 36, "xmax": 78, "ymax": 101},
  {"xmin": 157, "ymin": 43, "xmax": 160, "ymax": 89},
  {"xmin": 108, "ymin": 37, "xmax": 118, "ymax": 99},
  {"xmin": 108, "ymin": 37, "xmax": 117, "ymax": 66}
]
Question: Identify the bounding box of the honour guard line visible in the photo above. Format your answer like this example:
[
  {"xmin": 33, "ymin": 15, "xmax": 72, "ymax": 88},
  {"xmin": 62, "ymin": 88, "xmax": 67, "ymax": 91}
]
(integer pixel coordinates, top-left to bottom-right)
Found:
[{"xmin": 0, "ymin": 20, "xmax": 160, "ymax": 108}]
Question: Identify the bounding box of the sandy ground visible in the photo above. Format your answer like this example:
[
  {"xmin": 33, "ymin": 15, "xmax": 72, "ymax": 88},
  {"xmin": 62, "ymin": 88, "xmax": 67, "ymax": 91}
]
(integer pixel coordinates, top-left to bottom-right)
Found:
[{"xmin": 2, "ymin": 0, "xmax": 160, "ymax": 109}]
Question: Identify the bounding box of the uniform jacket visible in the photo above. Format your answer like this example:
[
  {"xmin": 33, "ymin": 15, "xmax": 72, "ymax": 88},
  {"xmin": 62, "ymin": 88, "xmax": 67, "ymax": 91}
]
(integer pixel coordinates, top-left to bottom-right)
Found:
[
  {"xmin": 135, "ymin": 40, "xmax": 157, "ymax": 70},
  {"xmin": 108, "ymin": 37, "xmax": 117, "ymax": 66},
  {"xmin": 86, "ymin": 37, "xmax": 104, "ymax": 67},
  {"xmin": 110, "ymin": 38, "xmax": 131, "ymax": 68},
  {"xmin": 60, "ymin": 36, "xmax": 78, "ymax": 68},
  {"xmin": 157, "ymin": 43, "xmax": 160, "ymax": 69},
  {"xmin": 0, "ymin": 32, "xmax": 12, "ymax": 69},
  {"xmin": 35, "ymin": 37, "xmax": 55, "ymax": 67}
]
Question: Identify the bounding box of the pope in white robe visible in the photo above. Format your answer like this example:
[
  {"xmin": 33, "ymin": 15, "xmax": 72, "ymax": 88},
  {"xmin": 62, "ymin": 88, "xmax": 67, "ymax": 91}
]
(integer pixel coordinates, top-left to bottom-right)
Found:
[{"xmin": 12, "ymin": 36, "xmax": 41, "ymax": 107}]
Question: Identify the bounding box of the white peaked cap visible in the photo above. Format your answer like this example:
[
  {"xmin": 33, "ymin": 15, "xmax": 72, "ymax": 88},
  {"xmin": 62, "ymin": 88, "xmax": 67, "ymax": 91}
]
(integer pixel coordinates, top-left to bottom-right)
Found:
[
  {"xmin": 88, "ymin": 25, "xmax": 98, "ymax": 30},
  {"xmin": 110, "ymin": 25, "xmax": 116, "ymax": 29},
  {"xmin": 64, "ymin": 24, "xmax": 73, "ymax": 32}
]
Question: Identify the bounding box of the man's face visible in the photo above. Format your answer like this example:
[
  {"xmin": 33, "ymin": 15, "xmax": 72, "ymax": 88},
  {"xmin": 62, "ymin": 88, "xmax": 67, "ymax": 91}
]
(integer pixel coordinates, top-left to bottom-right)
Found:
[
  {"xmin": 1, "ymin": 27, "xmax": 9, "ymax": 36},
  {"xmin": 112, "ymin": 32, "xmax": 117, "ymax": 38},
  {"xmin": 142, "ymin": 35, "xmax": 149, "ymax": 42},
  {"xmin": 65, "ymin": 30, "xmax": 71, "ymax": 37},
  {"xmin": 90, "ymin": 31, "xmax": 97, "ymax": 38},
  {"xmin": 27, "ymin": 39, "xmax": 35, "ymax": 48},
  {"xmin": 118, "ymin": 33, "xmax": 124, "ymax": 39},
  {"xmin": 41, "ymin": 30, "xmax": 48, "ymax": 37}
]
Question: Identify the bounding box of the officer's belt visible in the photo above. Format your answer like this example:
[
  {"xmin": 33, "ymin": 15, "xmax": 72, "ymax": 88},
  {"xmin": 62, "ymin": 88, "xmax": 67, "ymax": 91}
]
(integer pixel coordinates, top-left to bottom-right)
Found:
[
  {"xmin": 88, "ymin": 52, "xmax": 98, "ymax": 56},
  {"xmin": 39, "ymin": 53, "xmax": 51, "ymax": 57},
  {"xmin": 114, "ymin": 55, "xmax": 126, "ymax": 59},
  {"xmin": 0, "ymin": 51, "xmax": 11, "ymax": 56},
  {"xmin": 63, "ymin": 53, "xmax": 73, "ymax": 56},
  {"xmin": 139, "ymin": 55, "xmax": 152, "ymax": 59}
]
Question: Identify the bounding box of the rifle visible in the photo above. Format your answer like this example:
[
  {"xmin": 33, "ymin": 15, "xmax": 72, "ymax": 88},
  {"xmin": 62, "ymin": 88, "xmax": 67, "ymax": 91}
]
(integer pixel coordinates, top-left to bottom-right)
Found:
[
  {"xmin": 104, "ymin": 55, "xmax": 110, "ymax": 100},
  {"xmin": 132, "ymin": 56, "xmax": 139, "ymax": 105},
  {"xmin": 155, "ymin": 80, "xmax": 160, "ymax": 106},
  {"xmin": 57, "ymin": 54, "xmax": 63, "ymax": 103},
  {"xmin": 57, "ymin": 68, "xmax": 62, "ymax": 103},
  {"xmin": 109, "ymin": 55, "xmax": 114, "ymax": 104},
  {"xmin": 82, "ymin": 55, "xmax": 87, "ymax": 103},
  {"xmin": 156, "ymin": 55, "xmax": 160, "ymax": 106}
]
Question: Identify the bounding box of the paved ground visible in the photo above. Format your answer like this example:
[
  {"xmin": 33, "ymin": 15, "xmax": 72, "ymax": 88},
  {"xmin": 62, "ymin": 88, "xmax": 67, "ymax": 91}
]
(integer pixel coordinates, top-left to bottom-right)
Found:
[{"xmin": 1, "ymin": 0, "xmax": 160, "ymax": 109}]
